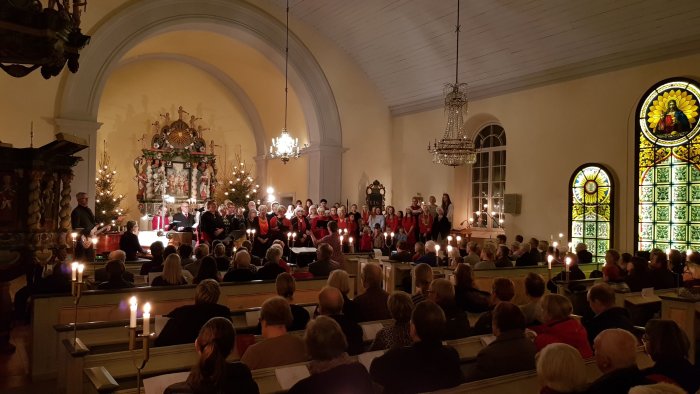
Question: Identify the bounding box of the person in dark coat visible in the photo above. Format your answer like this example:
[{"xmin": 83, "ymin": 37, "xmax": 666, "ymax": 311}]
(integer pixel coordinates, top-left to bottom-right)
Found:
[
  {"xmin": 472, "ymin": 278, "xmax": 515, "ymax": 336},
  {"xmin": 453, "ymin": 263, "xmax": 490, "ymax": 313},
  {"xmin": 353, "ymin": 263, "xmax": 391, "ymax": 322},
  {"xmin": 156, "ymin": 280, "xmax": 231, "ymax": 347},
  {"xmin": 165, "ymin": 317, "xmax": 258, "ymax": 394},
  {"xmin": 223, "ymin": 250, "xmax": 257, "ymax": 282},
  {"xmin": 273, "ymin": 273, "xmax": 310, "ymax": 332},
  {"xmin": 199, "ymin": 200, "xmax": 227, "ymax": 242},
  {"xmin": 97, "ymin": 260, "xmax": 134, "ymax": 290},
  {"xmin": 370, "ymin": 301, "xmax": 464, "ymax": 394},
  {"xmin": 317, "ymin": 286, "xmax": 364, "ymax": 356},
  {"xmin": 586, "ymin": 329, "xmax": 651, "ymax": 394},
  {"xmin": 94, "ymin": 250, "xmax": 135, "ymax": 283},
  {"xmin": 287, "ymin": 316, "xmax": 374, "ymax": 394},
  {"xmin": 256, "ymin": 247, "xmax": 286, "ymax": 281},
  {"xmin": 649, "ymin": 249, "xmax": 677, "ymax": 289},
  {"xmin": 308, "ymin": 243, "xmax": 339, "ymax": 277},
  {"xmin": 624, "ymin": 256, "xmax": 654, "ymax": 292},
  {"xmin": 583, "ymin": 283, "xmax": 635, "ymax": 345},
  {"xmin": 575, "ymin": 243, "xmax": 593, "ymax": 264},
  {"xmin": 430, "ymin": 207, "xmax": 451, "ymax": 241},
  {"xmin": 428, "ymin": 279, "xmax": 470, "ymax": 339},
  {"xmin": 139, "ymin": 241, "xmax": 165, "ymax": 275},
  {"xmin": 641, "ymin": 319, "xmax": 700, "ymax": 394},
  {"xmin": 390, "ymin": 241, "xmax": 414, "ymax": 262},
  {"xmin": 119, "ymin": 220, "xmax": 145, "ymax": 261},
  {"xmin": 464, "ymin": 302, "xmax": 536, "ymax": 381}
]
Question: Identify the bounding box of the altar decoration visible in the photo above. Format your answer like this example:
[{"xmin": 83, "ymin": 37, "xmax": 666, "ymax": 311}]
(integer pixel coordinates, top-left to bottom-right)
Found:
[
  {"xmin": 95, "ymin": 148, "xmax": 127, "ymax": 227},
  {"xmin": 133, "ymin": 106, "xmax": 218, "ymax": 213}
]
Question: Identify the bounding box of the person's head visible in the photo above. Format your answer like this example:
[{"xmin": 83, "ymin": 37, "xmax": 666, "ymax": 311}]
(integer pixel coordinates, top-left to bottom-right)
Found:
[
  {"xmin": 206, "ymin": 200, "xmax": 217, "ymax": 213},
  {"xmin": 643, "ymin": 319, "xmax": 690, "ymax": 362},
  {"xmin": 178, "ymin": 243, "xmax": 193, "ymax": 259},
  {"xmin": 387, "ymin": 291, "xmax": 414, "ymax": 324},
  {"xmin": 525, "ymin": 272, "xmax": 545, "ymax": 299},
  {"xmin": 233, "ymin": 250, "xmax": 251, "ymax": 268},
  {"xmin": 605, "ymin": 249, "xmax": 620, "ymax": 266},
  {"xmin": 361, "ymin": 263, "xmax": 383, "ymax": 290},
  {"xmin": 536, "ymin": 343, "xmax": 588, "ymax": 393},
  {"xmin": 163, "ymin": 245, "xmax": 177, "ymax": 260},
  {"xmin": 248, "ymin": 209, "xmax": 258, "ymax": 220},
  {"xmin": 294, "ymin": 207, "xmax": 305, "ymax": 218},
  {"xmin": 629, "ymin": 383, "xmax": 687, "ymax": 394},
  {"xmin": 161, "ymin": 254, "xmax": 183, "ymax": 285},
  {"xmin": 492, "ymin": 301, "xmax": 526, "ymax": 336},
  {"xmin": 424, "ymin": 240, "xmax": 437, "ymax": 254},
  {"xmin": 258, "ymin": 205, "xmax": 268, "ymax": 215},
  {"xmin": 265, "ymin": 246, "xmax": 282, "ymax": 264},
  {"xmin": 481, "ymin": 242, "xmax": 497, "ymax": 261},
  {"xmin": 538, "ymin": 240, "xmax": 549, "ymax": 252},
  {"xmin": 274, "ymin": 272, "xmax": 296, "ymax": 299},
  {"xmin": 195, "ymin": 279, "xmax": 221, "ymax": 305},
  {"xmin": 385, "ymin": 205, "xmax": 394, "ymax": 215},
  {"xmin": 575, "ymin": 243, "xmax": 587, "ymax": 253},
  {"xmin": 337, "ymin": 206, "xmax": 346, "ymax": 217},
  {"xmin": 319, "ymin": 198, "xmax": 327, "ymax": 207},
  {"xmin": 317, "ymin": 243, "xmax": 333, "ymax": 262},
  {"xmin": 188, "ymin": 317, "xmax": 236, "ymax": 387},
  {"xmin": 541, "ymin": 293, "xmax": 572, "ymax": 322},
  {"xmin": 492, "ymin": 277, "xmax": 515, "ymax": 303},
  {"xmin": 108, "ymin": 249, "xmax": 126, "ymax": 263},
  {"xmin": 442, "ymin": 193, "xmax": 451, "ymax": 206},
  {"xmin": 587, "ymin": 283, "xmax": 616, "ymax": 315},
  {"xmin": 304, "ymin": 316, "xmax": 347, "ymax": 361},
  {"xmin": 180, "ymin": 202, "xmax": 190, "ymax": 215},
  {"xmin": 240, "ymin": 240, "xmax": 252, "ymax": 253},
  {"xmin": 414, "ymin": 242, "xmax": 425, "ymax": 255},
  {"xmin": 410, "ymin": 300, "xmax": 445, "ymax": 343},
  {"xmin": 629, "ymin": 256, "xmax": 650, "ymax": 274},
  {"xmin": 126, "ymin": 220, "xmax": 138, "ymax": 234},
  {"xmin": 496, "ymin": 234, "xmax": 507, "ymax": 245},
  {"xmin": 651, "ymin": 250, "xmax": 669, "ymax": 270},
  {"xmin": 196, "ymin": 256, "xmax": 220, "ymax": 283},
  {"xmin": 327, "ymin": 269, "xmax": 350, "ymax": 295},
  {"xmin": 511, "ymin": 241, "xmax": 521, "ymax": 254},
  {"xmin": 326, "ymin": 220, "xmax": 338, "ymax": 234},
  {"xmin": 195, "ymin": 244, "xmax": 209, "ymax": 260},
  {"xmin": 496, "ymin": 245, "xmax": 510, "ymax": 260},
  {"xmin": 453, "ymin": 263, "xmax": 474, "ymax": 288},
  {"xmin": 105, "ymin": 259, "xmax": 125, "ymax": 280},
  {"xmin": 213, "ymin": 243, "xmax": 225, "ymax": 258},
  {"xmin": 529, "ymin": 238, "xmax": 539, "ymax": 250},
  {"xmin": 76, "ymin": 192, "xmax": 88, "ymax": 207},
  {"xmin": 413, "ymin": 263, "xmax": 434, "ymax": 292},
  {"xmin": 305, "ymin": 199, "xmax": 313, "ymax": 208},
  {"xmin": 515, "ymin": 234, "xmax": 524, "ymax": 243},
  {"xmin": 667, "ymin": 99, "xmax": 677, "ymax": 111},
  {"xmin": 427, "ymin": 278, "xmax": 454, "ymax": 305},
  {"xmin": 593, "ymin": 329, "xmax": 639, "ymax": 374},
  {"xmin": 318, "ymin": 286, "xmax": 344, "ymax": 315},
  {"xmin": 150, "ymin": 241, "xmax": 165, "ymax": 258},
  {"xmin": 260, "ymin": 296, "xmax": 293, "ymax": 333},
  {"xmin": 396, "ymin": 240, "xmax": 408, "ymax": 252},
  {"xmin": 308, "ymin": 205, "xmax": 317, "ymax": 216}
]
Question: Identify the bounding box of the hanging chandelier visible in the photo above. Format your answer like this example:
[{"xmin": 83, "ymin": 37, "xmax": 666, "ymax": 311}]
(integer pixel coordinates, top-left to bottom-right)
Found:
[
  {"xmin": 269, "ymin": 0, "xmax": 307, "ymax": 164},
  {"xmin": 427, "ymin": 0, "xmax": 477, "ymax": 167}
]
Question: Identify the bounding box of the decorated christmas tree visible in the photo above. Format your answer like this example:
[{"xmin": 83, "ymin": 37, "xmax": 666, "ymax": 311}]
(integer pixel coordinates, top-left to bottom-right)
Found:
[
  {"xmin": 217, "ymin": 155, "xmax": 260, "ymax": 207},
  {"xmin": 95, "ymin": 150, "xmax": 128, "ymax": 226}
]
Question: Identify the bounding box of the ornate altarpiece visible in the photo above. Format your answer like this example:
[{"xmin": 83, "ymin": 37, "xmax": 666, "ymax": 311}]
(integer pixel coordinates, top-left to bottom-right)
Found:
[{"xmin": 134, "ymin": 106, "xmax": 218, "ymax": 212}]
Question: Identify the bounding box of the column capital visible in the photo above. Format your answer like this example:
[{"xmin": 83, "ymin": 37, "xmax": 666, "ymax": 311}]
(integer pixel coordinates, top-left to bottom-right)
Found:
[{"xmin": 53, "ymin": 118, "xmax": 103, "ymax": 136}]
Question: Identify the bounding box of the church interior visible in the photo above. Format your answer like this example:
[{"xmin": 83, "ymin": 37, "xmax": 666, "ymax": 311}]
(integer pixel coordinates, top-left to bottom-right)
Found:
[{"xmin": 1, "ymin": 0, "xmax": 700, "ymax": 393}]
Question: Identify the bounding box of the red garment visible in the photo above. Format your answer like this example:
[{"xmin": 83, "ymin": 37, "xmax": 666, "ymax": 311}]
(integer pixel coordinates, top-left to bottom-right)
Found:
[
  {"xmin": 361, "ymin": 210, "xmax": 370, "ymax": 225},
  {"xmin": 418, "ymin": 214, "xmax": 433, "ymax": 236},
  {"xmin": 402, "ymin": 216, "xmax": 416, "ymax": 246},
  {"xmin": 311, "ymin": 217, "xmax": 328, "ymax": 239},
  {"xmin": 279, "ymin": 258, "xmax": 290, "ymax": 273},
  {"xmin": 385, "ymin": 215, "xmax": 400, "ymax": 233},
  {"xmin": 258, "ymin": 217, "xmax": 269, "ymax": 235},
  {"xmin": 151, "ymin": 216, "xmax": 170, "ymax": 230},
  {"xmin": 360, "ymin": 234, "xmax": 373, "ymax": 252},
  {"xmin": 602, "ymin": 264, "xmax": 623, "ymax": 281},
  {"xmin": 293, "ymin": 271, "xmax": 314, "ymax": 280},
  {"xmin": 532, "ymin": 318, "xmax": 593, "ymax": 358},
  {"xmin": 270, "ymin": 216, "xmax": 291, "ymax": 233},
  {"xmin": 337, "ymin": 217, "xmax": 356, "ymax": 236}
]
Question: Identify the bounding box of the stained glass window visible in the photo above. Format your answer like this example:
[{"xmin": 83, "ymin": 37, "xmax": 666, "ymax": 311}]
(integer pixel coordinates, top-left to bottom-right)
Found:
[
  {"xmin": 636, "ymin": 79, "xmax": 700, "ymax": 252},
  {"xmin": 570, "ymin": 165, "xmax": 613, "ymax": 263},
  {"xmin": 471, "ymin": 125, "xmax": 506, "ymax": 228}
]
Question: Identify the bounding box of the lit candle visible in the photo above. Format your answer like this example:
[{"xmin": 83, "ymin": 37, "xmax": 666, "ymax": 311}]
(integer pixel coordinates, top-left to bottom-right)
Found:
[
  {"xmin": 77, "ymin": 264, "xmax": 85, "ymax": 283},
  {"xmin": 143, "ymin": 303, "xmax": 151, "ymax": 334},
  {"xmin": 287, "ymin": 232, "xmax": 292, "ymax": 241},
  {"xmin": 383, "ymin": 232, "xmax": 388, "ymax": 239},
  {"xmin": 568, "ymin": 242, "xmax": 573, "ymax": 252},
  {"xmin": 338, "ymin": 229, "xmax": 342, "ymax": 235},
  {"xmin": 456, "ymin": 236, "xmax": 462, "ymax": 243},
  {"xmin": 686, "ymin": 249, "xmax": 693, "ymax": 257},
  {"xmin": 547, "ymin": 255, "xmax": 553, "ymax": 270},
  {"xmin": 665, "ymin": 248, "xmax": 671, "ymax": 256},
  {"xmin": 246, "ymin": 229, "xmax": 251, "ymax": 239},
  {"xmin": 390, "ymin": 232, "xmax": 395, "ymax": 239},
  {"xmin": 71, "ymin": 232, "xmax": 77, "ymax": 244},
  {"xmin": 129, "ymin": 296, "xmax": 137, "ymax": 328},
  {"xmin": 558, "ymin": 233, "xmax": 564, "ymax": 239},
  {"xmin": 447, "ymin": 245, "xmax": 453, "ymax": 255},
  {"xmin": 71, "ymin": 261, "xmax": 78, "ymax": 281},
  {"xmin": 157, "ymin": 216, "xmax": 161, "ymax": 230},
  {"xmin": 251, "ymin": 229, "xmax": 256, "ymax": 236},
  {"xmin": 344, "ymin": 229, "xmax": 348, "ymax": 235},
  {"xmin": 435, "ymin": 244, "xmax": 441, "ymax": 266},
  {"xmin": 447, "ymin": 235, "xmax": 453, "ymax": 244},
  {"xmin": 565, "ymin": 256, "xmax": 571, "ymax": 272},
  {"xmin": 91, "ymin": 237, "xmax": 98, "ymax": 247},
  {"xmin": 340, "ymin": 235, "xmax": 344, "ymax": 244},
  {"xmin": 552, "ymin": 241, "xmax": 558, "ymax": 250}
]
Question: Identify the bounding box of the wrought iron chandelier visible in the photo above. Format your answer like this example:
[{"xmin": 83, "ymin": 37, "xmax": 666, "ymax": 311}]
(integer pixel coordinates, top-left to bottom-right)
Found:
[
  {"xmin": 269, "ymin": 0, "xmax": 307, "ymax": 164},
  {"xmin": 427, "ymin": 0, "xmax": 477, "ymax": 167}
]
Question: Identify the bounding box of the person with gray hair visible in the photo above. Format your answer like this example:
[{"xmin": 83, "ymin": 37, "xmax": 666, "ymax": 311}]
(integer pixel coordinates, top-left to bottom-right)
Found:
[
  {"xmin": 95, "ymin": 249, "xmax": 135, "ymax": 283},
  {"xmin": 536, "ymin": 343, "xmax": 588, "ymax": 393},
  {"xmin": 587, "ymin": 328, "xmax": 651, "ymax": 393},
  {"xmin": 415, "ymin": 240, "xmax": 441, "ymax": 266},
  {"xmin": 474, "ymin": 242, "xmax": 497, "ymax": 270},
  {"xmin": 308, "ymin": 243, "xmax": 339, "ymax": 277},
  {"xmin": 255, "ymin": 246, "xmax": 286, "ymax": 280},
  {"xmin": 428, "ymin": 278, "xmax": 470, "ymax": 339},
  {"xmin": 241, "ymin": 297, "xmax": 307, "ymax": 370},
  {"xmin": 353, "ymin": 263, "xmax": 391, "ymax": 322},
  {"xmin": 317, "ymin": 286, "xmax": 363, "ymax": 355},
  {"xmin": 463, "ymin": 241, "xmax": 480, "ymax": 265},
  {"xmin": 287, "ymin": 316, "xmax": 374, "ymax": 394}
]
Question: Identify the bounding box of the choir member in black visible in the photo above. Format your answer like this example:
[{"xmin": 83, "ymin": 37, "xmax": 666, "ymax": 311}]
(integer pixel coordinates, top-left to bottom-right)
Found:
[
  {"xmin": 224, "ymin": 202, "xmax": 243, "ymax": 237},
  {"xmin": 431, "ymin": 207, "xmax": 451, "ymax": 242},
  {"xmin": 291, "ymin": 207, "xmax": 311, "ymax": 247},
  {"xmin": 199, "ymin": 200, "xmax": 226, "ymax": 243},
  {"xmin": 252, "ymin": 205, "xmax": 272, "ymax": 257},
  {"xmin": 119, "ymin": 220, "xmax": 145, "ymax": 261},
  {"xmin": 269, "ymin": 205, "xmax": 291, "ymax": 241},
  {"xmin": 242, "ymin": 200, "xmax": 257, "ymax": 224},
  {"xmin": 348, "ymin": 204, "xmax": 362, "ymax": 239},
  {"xmin": 172, "ymin": 202, "xmax": 197, "ymax": 231}
]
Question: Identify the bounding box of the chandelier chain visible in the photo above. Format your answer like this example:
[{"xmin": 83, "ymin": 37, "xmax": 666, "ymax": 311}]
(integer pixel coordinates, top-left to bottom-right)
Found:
[{"xmin": 284, "ymin": 0, "xmax": 289, "ymax": 130}]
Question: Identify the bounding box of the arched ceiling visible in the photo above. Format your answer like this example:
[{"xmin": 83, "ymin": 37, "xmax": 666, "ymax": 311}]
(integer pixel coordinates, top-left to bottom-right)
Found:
[{"xmin": 261, "ymin": 0, "xmax": 700, "ymax": 115}]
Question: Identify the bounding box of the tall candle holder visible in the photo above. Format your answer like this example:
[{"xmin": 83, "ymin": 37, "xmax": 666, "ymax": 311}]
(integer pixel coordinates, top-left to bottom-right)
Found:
[
  {"xmin": 547, "ymin": 255, "xmax": 553, "ymax": 282},
  {"xmin": 70, "ymin": 262, "xmax": 88, "ymax": 351},
  {"xmin": 348, "ymin": 237, "xmax": 354, "ymax": 253},
  {"xmin": 128, "ymin": 299, "xmax": 153, "ymax": 393}
]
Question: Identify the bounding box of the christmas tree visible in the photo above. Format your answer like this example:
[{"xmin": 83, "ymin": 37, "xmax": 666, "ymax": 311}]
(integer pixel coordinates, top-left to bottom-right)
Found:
[
  {"xmin": 217, "ymin": 155, "xmax": 260, "ymax": 207},
  {"xmin": 95, "ymin": 151, "xmax": 128, "ymax": 226}
]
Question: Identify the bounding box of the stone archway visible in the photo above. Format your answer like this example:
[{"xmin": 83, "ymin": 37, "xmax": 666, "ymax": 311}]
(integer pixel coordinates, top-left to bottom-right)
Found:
[{"xmin": 55, "ymin": 0, "xmax": 343, "ymax": 205}]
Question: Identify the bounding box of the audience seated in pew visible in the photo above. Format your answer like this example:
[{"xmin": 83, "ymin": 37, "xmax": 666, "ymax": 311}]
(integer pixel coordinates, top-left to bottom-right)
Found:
[
  {"xmin": 370, "ymin": 301, "xmax": 463, "ymax": 394},
  {"xmin": 586, "ymin": 329, "xmax": 651, "ymax": 394},
  {"xmin": 212, "ymin": 242, "xmax": 231, "ymax": 272},
  {"xmin": 240, "ymin": 240, "xmax": 263, "ymax": 267},
  {"xmin": 428, "ymin": 278, "xmax": 470, "ymax": 339},
  {"xmin": 641, "ymin": 319, "xmax": 700, "ymax": 393},
  {"xmin": 241, "ymin": 297, "xmax": 308, "ymax": 370},
  {"xmin": 140, "ymin": 241, "xmax": 165, "ymax": 275},
  {"xmin": 472, "ymin": 277, "xmax": 515, "ymax": 336},
  {"xmin": 287, "ymin": 316, "xmax": 374, "ymax": 394},
  {"xmin": 97, "ymin": 259, "xmax": 134, "ymax": 290},
  {"xmin": 495, "ymin": 244, "xmax": 513, "ymax": 268},
  {"xmin": 308, "ymin": 243, "xmax": 340, "ymax": 277},
  {"xmin": 353, "ymin": 264, "xmax": 391, "ymax": 322},
  {"xmin": 575, "ymin": 243, "xmax": 593, "ymax": 264},
  {"xmin": 463, "ymin": 241, "xmax": 480, "ymax": 266},
  {"xmin": 474, "ymin": 242, "xmax": 497, "ymax": 270},
  {"xmin": 119, "ymin": 220, "xmax": 145, "ymax": 261},
  {"xmin": 625, "ymin": 256, "xmax": 654, "ymax": 292},
  {"xmin": 649, "ymin": 249, "xmax": 677, "ymax": 290},
  {"xmin": 464, "ymin": 302, "xmax": 537, "ymax": 382},
  {"xmin": 155, "ymin": 280, "xmax": 231, "ymax": 347},
  {"xmin": 255, "ymin": 247, "xmax": 286, "ymax": 280},
  {"xmin": 194, "ymin": 256, "xmax": 221, "ymax": 284},
  {"xmin": 547, "ymin": 253, "xmax": 586, "ymax": 293},
  {"xmin": 184, "ymin": 244, "xmax": 208, "ymax": 277},
  {"xmin": 532, "ymin": 294, "xmax": 593, "ymax": 358},
  {"xmin": 274, "ymin": 273, "xmax": 311, "ymax": 331},
  {"xmin": 223, "ymin": 250, "xmax": 257, "ymax": 282},
  {"xmin": 14, "ymin": 258, "xmax": 70, "ymax": 322},
  {"xmin": 520, "ymin": 272, "xmax": 545, "ymax": 326},
  {"xmin": 453, "ymin": 263, "xmax": 490, "ymax": 313},
  {"xmin": 94, "ymin": 250, "xmax": 134, "ymax": 283},
  {"xmin": 165, "ymin": 317, "xmax": 259, "ymax": 394},
  {"xmin": 369, "ymin": 291, "xmax": 414, "ymax": 351},
  {"xmin": 151, "ymin": 254, "xmax": 188, "ymax": 286},
  {"xmin": 389, "ymin": 241, "xmax": 413, "ymax": 263},
  {"xmin": 601, "ymin": 249, "xmax": 624, "ymax": 283},
  {"xmin": 178, "ymin": 243, "xmax": 195, "ymax": 267},
  {"xmin": 326, "ymin": 270, "xmax": 357, "ymax": 320},
  {"xmin": 536, "ymin": 343, "xmax": 588, "ymax": 394},
  {"xmin": 317, "ymin": 286, "xmax": 364, "ymax": 356},
  {"xmin": 684, "ymin": 252, "xmax": 700, "ymax": 288},
  {"xmin": 164, "ymin": 245, "xmax": 178, "ymax": 260},
  {"xmin": 582, "ymin": 283, "xmax": 635, "ymax": 345},
  {"xmin": 414, "ymin": 240, "xmax": 440, "ymax": 267},
  {"xmin": 411, "ymin": 263, "xmax": 433, "ymax": 305}
]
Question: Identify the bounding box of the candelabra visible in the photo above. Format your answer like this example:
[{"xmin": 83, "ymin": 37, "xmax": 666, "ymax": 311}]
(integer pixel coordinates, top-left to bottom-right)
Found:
[
  {"xmin": 128, "ymin": 297, "xmax": 153, "ymax": 393},
  {"xmin": 70, "ymin": 262, "xmax": 88, "ymax": 352}
]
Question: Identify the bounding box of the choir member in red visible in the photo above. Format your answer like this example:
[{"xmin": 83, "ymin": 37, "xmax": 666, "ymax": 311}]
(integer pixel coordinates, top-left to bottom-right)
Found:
[
  {"xmin": 308, "ymin": 220, "xmax": 346, "ymax": 268},
  {"xmin": 291, "ymin": 207, "xmax": 311, "ymax": 247},
  {"xmin": 329, "ymin": 206, "xmax": 339, "ymax": 221},
  {"xmin": 304, "ymin": 199, "xmax": 313, "ymax": 214},
  {"xmin": 418, "ymin": 205, "xmax": 433, "ymax": 243},
  {"xmin": 269, "ymin": 205, "xmax": 292, "ymax": 241},
  {"xmin": 360, "ymin": 204, "xmax": 370, "ymax": 227},
  {"xmin": 336, "ymin": 207, "xmax": 356, "ymax": 237},
  {"xmin": 311, "ymin": 207, "xmax": 329, "ymax": 239},
  {"xmin": 360, "ymin": 226, "xmax": 373, "ymax": 252},
  {"xmin": 385, "ymin": 205, "xmax": 400, "ymax": 233},
  {"xmin": 252, "ymin": 205, "xmax": 271, "ymax": 257},
  {"xmin": 151, "ymin": 205, "xmax": 171, "ymax": 230},
  {"xmin": 402, "ymin": 206, "xmax": 417, "ymax": 248}
]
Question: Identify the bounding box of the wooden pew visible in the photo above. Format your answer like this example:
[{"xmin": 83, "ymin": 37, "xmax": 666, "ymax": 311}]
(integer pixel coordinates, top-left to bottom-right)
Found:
[
  {"xmin": 660, "ymin": 293, "xmax": 700, "ymax": 364},
  {"xmin": 33, "ymin": 276, "xmax": 349, "ymax": 380}
]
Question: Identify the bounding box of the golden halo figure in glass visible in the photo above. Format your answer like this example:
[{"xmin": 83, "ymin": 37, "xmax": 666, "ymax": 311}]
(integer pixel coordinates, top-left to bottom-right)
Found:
[{"xmin": 640, "ymin": 81, "xmax": 700, "ymax": 146}]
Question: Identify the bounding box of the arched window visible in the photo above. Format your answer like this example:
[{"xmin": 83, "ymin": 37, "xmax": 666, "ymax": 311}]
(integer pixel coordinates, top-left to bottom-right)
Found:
[
  {"xmin": 471, "ymin": 124, "xmax": 506, "ymax": 228},
  {"xmin": 636, "ymin": 78, "xmax": 700, "ymax": 252},
  {"xmin": 569, "ymin": 164, "xmax": 614, "ymax": 262}
]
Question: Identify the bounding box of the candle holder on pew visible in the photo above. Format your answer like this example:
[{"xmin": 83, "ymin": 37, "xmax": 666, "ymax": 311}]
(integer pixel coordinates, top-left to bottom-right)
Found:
[
  {"xmin": 127, "ymin": 297, "xmax": 153, "ymax": 394},
  {"xmin": 69, "ymin": 262, "xmax": 89, "ymax": 352},
  {"xmin": 547, "ymin": 255, "xmax": 554, "ymax": 282}
]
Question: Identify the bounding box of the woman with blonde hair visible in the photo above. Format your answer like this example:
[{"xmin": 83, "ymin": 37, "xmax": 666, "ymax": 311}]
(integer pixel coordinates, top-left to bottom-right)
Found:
[
  {"xmin": 532, "ymin": 294, "xmax": 593, "ymax": 358},
  {"xmin": 536, "ymin": 343, "xmax": 588, "ymax": 393},
  {"xmin": 325, "ymin": 270, "xmax": 357, "ymax": 319},
  {"xmin": 151, "ymin": 254, "xmax": 187, "ymax": 286}
]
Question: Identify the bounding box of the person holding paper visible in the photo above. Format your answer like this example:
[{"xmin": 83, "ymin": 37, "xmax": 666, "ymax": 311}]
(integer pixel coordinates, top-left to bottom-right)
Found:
[
  {"xmin": 369, "ymin": 291, "xmax": 414, "ymax": 351},
  {"xmin": 286, "ymin": 316, "xmax": 374, "ymax": 394},
  {"xmin": 164, "ymin": 317, "xmax": 258, "ymax": 394}
]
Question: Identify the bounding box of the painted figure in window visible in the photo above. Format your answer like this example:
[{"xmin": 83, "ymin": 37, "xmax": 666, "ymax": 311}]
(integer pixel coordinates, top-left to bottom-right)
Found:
[{"xmin": 655, "ymin": 100, "xmax": 691, "ymax": 134}]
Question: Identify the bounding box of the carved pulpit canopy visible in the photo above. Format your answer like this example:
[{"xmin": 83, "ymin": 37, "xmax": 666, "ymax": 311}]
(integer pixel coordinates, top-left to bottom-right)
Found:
[{"xmin": 365, "ymin": 180, "xmax": 386, "ymax": 212}]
